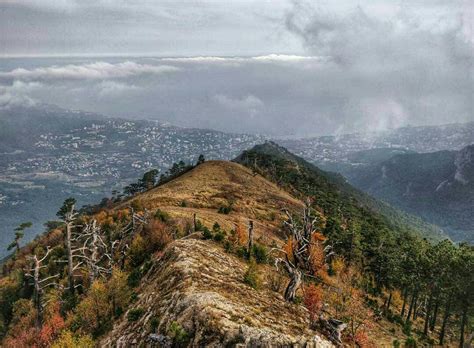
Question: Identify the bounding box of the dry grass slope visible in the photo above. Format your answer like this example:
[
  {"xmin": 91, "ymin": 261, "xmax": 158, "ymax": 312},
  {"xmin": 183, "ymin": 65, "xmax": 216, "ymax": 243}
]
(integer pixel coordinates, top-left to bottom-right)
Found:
[{"xmin": 125, "ymin": 160, "xmax": 303, "ymax": 241}]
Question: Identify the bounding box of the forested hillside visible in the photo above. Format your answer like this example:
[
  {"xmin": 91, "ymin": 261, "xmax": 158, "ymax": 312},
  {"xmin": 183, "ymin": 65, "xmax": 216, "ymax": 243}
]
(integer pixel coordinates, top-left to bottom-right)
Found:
[
  {"xmin": 235, "ymin": 142, "xmax": 446, "ymax": 242},
  {"xmin": 235, "ymin": 142, "xmax": 473, "ymax": 346},
  {"xmin": 334, "ymin": 145, "xmax": 474, "ymax": 243}
]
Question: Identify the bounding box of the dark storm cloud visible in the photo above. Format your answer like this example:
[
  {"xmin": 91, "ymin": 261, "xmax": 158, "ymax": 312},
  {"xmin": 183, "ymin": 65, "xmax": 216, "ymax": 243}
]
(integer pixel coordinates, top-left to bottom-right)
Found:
[{"xmin": 283, "ymin": 0, "xmax": 474, "ymax": 133}]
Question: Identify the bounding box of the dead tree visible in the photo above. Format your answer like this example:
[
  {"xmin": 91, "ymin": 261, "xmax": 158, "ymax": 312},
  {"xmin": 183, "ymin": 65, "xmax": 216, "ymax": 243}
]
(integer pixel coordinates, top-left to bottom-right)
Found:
[
  {"xmin": 25, "ymin": 247, "xmax": 59, "ymax": 328},
  {"xmin": 274, "ymin": 199, "xmax": 320, "ymax": 302},
  {"xmin": 119, "ymin": 207, "xmax": 149, "ymax": 237},
  {"xmin": 60, "ymin": 203, "xmax": 98, "ymax": 294},
  {"xmin": 111, "ymin": 207, "xmax": 149, "ymax": 270},
  {"xmin": 318, "ymin": 315, "xmax": 347, "ymax": 346},
  {"xmin": 63, "ymin": 204, "xmax": 79, "ymax": 295},
  {"xmin": 247, "ymin": 220, "xmax": 254, "ymax": 258},
  {"xmin": 80, "ymin": 220, "xmax": 112, "ymax": 283}
]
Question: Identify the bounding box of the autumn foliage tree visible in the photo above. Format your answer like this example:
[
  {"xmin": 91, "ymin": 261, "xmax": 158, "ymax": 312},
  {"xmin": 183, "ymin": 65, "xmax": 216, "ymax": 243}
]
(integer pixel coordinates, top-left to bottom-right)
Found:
[
  {"xmin": 328, "ymin": 257, "xmax": 374, "ymax": 345},
  {"xmin": 71, "ymin": 268, "xmax": 130, "ymax": 337},
  {"xmin": 37, "ymin": 300, "xmax": 66, "ymax": 347},
  {"xmin": 304, "ymin": 283, "xmax": 324, "ymax": 328}
]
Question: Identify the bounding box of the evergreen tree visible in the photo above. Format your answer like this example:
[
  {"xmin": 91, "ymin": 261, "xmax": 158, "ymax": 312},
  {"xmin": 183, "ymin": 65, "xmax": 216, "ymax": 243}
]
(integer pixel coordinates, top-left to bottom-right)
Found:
[
  {"xmin": 197, "ymin": 154, "xmax": 205, "ymax": 165},
  {"xmin": 7, "ymin": 222, "xmax": 32, "ymax": 254}
]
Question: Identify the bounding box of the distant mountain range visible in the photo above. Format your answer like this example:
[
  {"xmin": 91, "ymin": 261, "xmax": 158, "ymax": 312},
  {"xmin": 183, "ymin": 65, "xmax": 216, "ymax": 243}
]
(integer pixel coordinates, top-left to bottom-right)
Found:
[
  {"xmin": 326, "ymin": 145, "xmax": 474, "ymax": 243},
  {"xmin": 280, "ymin": 125, "xmax": 474, "ymax": 243},
  {"xmin": 280, "ymin": 122, "xmax": 474, "ymax": 167}
]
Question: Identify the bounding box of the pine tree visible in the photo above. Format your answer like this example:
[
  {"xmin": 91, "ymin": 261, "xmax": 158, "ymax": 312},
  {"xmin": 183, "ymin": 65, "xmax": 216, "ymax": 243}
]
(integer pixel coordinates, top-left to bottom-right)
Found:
[{"xmin": 7, "ymin": 222, "xmax": 32, "ymax": 254}]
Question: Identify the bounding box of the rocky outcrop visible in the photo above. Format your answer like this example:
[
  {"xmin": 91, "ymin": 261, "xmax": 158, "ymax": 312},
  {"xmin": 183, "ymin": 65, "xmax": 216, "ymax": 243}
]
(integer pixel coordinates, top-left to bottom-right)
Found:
[
  {"xmin": 101, "ymin": 238, "xmax": 333, "ymax": 347},
  {"xmin": 454, "ymin": 145, "xmax": 474, "ymax": 185}
]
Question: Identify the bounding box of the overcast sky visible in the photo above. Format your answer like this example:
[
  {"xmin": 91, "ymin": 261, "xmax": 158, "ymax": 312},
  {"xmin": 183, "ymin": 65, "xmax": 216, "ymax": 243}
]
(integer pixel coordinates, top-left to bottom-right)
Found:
[{"xmin": 0, "ymin": 0, "xmax": 473, "ymax": 136}]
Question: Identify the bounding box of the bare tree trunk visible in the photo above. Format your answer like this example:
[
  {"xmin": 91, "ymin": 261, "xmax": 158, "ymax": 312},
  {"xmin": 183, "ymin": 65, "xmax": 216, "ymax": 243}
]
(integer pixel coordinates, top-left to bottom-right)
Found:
[
  {"xmin": 130, "ymin": 207, "xmax": 136, "ymax": 234},
  {"xmin": 401, "ymin": 287, "xmax": 408, "ymax": 317},
  {"xmin": 66, "ymin": 221, "xmax": 75, "ymax": 295},
  {"xmin": 386, "ymin": 291, "xmax": 392, "ymax": 312},
  {"xmin": 119, "ymin": 249, "xmax": 127, "ymax": 270},
  {"xmin": 413, "ymin": 293, "xmax": 419, "ymax": 320},
  {"xmin": 439, "ymin": 298, "xmax": 452, "ymax": 345},
  {"xmin": 424, "ymin": 290, "xmax": 434, "ymax": 335},
  {"xmin": 26, "ymin": 249, "xmax": 56, "ymax": 329},
  {"xmin": 459, "ymin": 304, "xmax": 468, "ymax": 348},
  {"xmin": 284, "ymin": 268, "xmax": 302, "ymax": 302},
  {"xmin": 247, "ymin": 220, "xmax": 254, "ymax": 258},
  {"xmin": 430, "ymin": 298, "xmax": 439, "ymax": 331},
  {"xmin": 406, "ymin": 289, "xmax": 417, "ymax": 324},
  {"xmin": 90, "ymin": 220, "xmax": 99, "ymax": 283},
  {"xmin": 318, "ymin": 316, "xmax": 347, "ymax": 345},
  {"xmin": 33, "ymin": 258, "xmax": 42, "ymax": 328}
]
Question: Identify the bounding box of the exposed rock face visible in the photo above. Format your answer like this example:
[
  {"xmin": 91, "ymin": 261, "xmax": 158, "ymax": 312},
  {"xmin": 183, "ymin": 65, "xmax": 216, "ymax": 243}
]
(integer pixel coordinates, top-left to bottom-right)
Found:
[{"xmin": 101, "ymin": 238, "xmax": 333, "ymax": 347}]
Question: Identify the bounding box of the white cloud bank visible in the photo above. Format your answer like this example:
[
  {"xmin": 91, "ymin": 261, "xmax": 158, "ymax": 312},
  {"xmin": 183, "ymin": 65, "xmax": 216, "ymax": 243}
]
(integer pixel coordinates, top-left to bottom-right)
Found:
[{"xmin": 0, "ymin": 61, "xmax": 180, "ymax": 81}]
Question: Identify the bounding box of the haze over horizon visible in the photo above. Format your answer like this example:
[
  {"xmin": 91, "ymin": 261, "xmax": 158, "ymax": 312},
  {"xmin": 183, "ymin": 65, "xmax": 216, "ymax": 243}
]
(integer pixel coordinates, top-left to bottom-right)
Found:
[{"xmin": 1, "ymin": 0, "xmax": 473, "ymax": 136}]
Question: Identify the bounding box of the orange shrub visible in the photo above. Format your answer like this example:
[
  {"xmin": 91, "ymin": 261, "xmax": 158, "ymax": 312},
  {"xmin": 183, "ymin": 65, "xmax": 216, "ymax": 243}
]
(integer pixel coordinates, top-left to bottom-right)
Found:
[
  {"xmin": 235, "ymin": 224, "xmax": 247, "ymax": 246},
  {"xmin": 143, "ymin": 220, "xmax": 173, "ymax": 254},
  {"xmin": 38, "ymin": 302, "xmax": 65, "ymax": 347},
  {"xmin": 284, "ymin": 237, "xmax": 294, "ymax": 264},
  {"xmin": 309, "ymin": 232, "xmax": 327, "ymax": 278},
  {"xmin": 354, "ymin": 329, "xmax": 372, "ymax": 348},
  {"xmin": 304, "ymin": 283, "xmax": 324, "ymax": 326},
  {"xmin": 229, "ymin": 224, "xmax": 246, "ymax": 247}
]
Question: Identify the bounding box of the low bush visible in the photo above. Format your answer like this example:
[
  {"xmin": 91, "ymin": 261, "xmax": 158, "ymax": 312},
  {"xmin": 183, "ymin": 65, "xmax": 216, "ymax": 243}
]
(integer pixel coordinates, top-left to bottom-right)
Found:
[
  {"xmin": 168, "ymin": 321, "xmax": 189, "ymax": 346},
  {"xmin": 154, "ymin": 209, "xmax": 170, "ymax": 222},
  {"xmin": 403, "ymin": 321, "xmax": 412, "ymax": 336},
  {"xmin": 213, "ymin": 231, "xmax": 226, "ymax": 242},
  {"xmin": 202, "ymin": 227, "xmax": 213, "ymax": 240},
  {"xmin": 127, "ymin": 308, "xmax": 145, "ymax": 322},
  {"xmin": 223, "ymin": 240, "xmax": 232, "ymax": 252},
  {"xmin": 243, "ymin": 260, "xmax": 259, "ymax": 289},
  {"xmin": 144, "ymin": 220, "xmax": 173, "ymax": 253},
  {"xmin": 236, "ymin": 246, "xmax": 247, "ymax": 259},
  {"xmin": 405, "ymin": 336, "xmax": 417, "ymax": 348},
  {"xmin": 251, "ymin": 244, "xmax": 268, "ymax": 264},
  {"xmin": 149, "ymin": 316, "xmax": 159, "ymax": 332},
  {"xmin": 217, "ymin": 205, "xmax": 232, "ymax": 214}
]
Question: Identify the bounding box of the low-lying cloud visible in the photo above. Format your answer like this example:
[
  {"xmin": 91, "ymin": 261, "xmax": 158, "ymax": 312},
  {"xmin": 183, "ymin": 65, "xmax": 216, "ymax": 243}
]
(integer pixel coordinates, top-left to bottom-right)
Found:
[
  {"xmin": 0, "ymin": 61, "xmax": 179, "ymax": 82},
  {"xmin": 0, "ymin": 80, "xmax": 42, "ymax": 108}
]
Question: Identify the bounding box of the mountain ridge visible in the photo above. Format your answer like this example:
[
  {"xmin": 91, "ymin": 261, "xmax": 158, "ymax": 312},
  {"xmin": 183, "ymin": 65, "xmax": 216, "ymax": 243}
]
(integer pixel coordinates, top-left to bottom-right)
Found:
[
  {"xmin": 234, "ymin": 141, "xmax": 447, "ymax": 242},
  {"xmin": 337, "ymin": 144, "xmax": 474, "ymax": 242}
]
